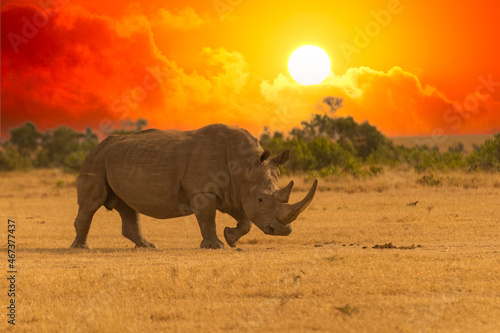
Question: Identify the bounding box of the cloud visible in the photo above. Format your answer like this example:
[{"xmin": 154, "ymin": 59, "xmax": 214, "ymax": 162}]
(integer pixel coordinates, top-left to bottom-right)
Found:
[
  {"xmin": 155, "ymin": 7, "xmax": 205, "ymax": 30},
  {"xmin": 1, "ymin": 3, "xmax": 165, "ymax": 134},
  {"xmin": 133, "ymin": 47, "xmax": 267, "ymax": 133},
  {"xmin": 1, "ymin": 2, "xmax": 274, "ymax": 138},
  {"xmin": 1, "ymin": 2, "xmax": 498, "ymax": 140},
  {"xmin": 1, "ymin": 3, "xmax": 253, "ymax": 136},
  {"xmin": 261, "ymin": 66, "xmax": 500, "ymax": 136}
]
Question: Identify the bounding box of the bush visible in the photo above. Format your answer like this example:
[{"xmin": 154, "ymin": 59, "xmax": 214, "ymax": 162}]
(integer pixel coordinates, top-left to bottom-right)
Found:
[
  {"xmin": 466, "ymin": 133, "xmax": 500, "ymax": 171},
  {"xmin": 261, "ymin": 114, "xmax": 500, "ymax": 176},
  {"xmin": 0, "ymin": 146, "xmax": 33, "ymax": 171},
  {"xmin": 417, "ymin": 174, "xmax": 442, "ymax": 186},
  {"xmin": 1, "ymin": 123, "xmax": 99, "ymax": 172},
  {"xmin": 36, "ymin": 127, "xmax": 98, "ymax": 171}
]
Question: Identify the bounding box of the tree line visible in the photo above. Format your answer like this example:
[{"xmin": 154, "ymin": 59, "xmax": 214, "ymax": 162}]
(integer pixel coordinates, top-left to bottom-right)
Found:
[
  {"xmin": 1, "ymin": 115, "xmax": 499, "ymax": 175},
  {"xmin": 0, "ymin": 119, "xmax": 147, "ymax": 172},
  {"xmin": 261, "ymin": 114, "xmax": 500, "ymax": 176}
]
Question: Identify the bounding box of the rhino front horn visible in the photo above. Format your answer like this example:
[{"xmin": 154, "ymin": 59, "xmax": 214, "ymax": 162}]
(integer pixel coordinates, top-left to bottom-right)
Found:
[
  {"xmin": 274, "ymin": 180, "xmax": 294, "ymax": 203},
  {"xmin": 279, "ymin": 179, "xmax": 318, "ymax": 224}
]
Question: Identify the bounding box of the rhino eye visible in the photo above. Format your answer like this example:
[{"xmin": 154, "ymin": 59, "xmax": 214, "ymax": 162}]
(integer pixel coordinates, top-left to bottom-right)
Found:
[{"xmin": 258, "ymin": 198, "xmax": 264, "ymax": 204}]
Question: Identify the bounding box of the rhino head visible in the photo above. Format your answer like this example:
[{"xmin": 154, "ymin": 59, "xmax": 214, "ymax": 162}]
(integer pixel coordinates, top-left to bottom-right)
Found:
[{"xmin": 240, "ymin": 149, "xmax": 318, "ymax": 236}]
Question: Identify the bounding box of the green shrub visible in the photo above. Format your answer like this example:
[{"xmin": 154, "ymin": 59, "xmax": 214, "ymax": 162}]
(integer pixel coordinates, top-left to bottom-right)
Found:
[
  {"xmin": 466, "ymin": 133, "xmax": 500, "ymax": 171},
  {"xmin": 0, "ymin": 146, "xmax": 33, "ymax": 171},
  {"xmin": 417, "ymin": 174, "xmax": 442, "ymax": 186},
  {"xmin": 261, "ymin": 115, "xmax": 499, "ymax": 175}
]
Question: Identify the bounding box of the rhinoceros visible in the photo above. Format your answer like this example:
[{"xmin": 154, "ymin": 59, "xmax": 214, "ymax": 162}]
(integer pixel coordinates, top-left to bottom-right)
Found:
[{"xmin": 70, "ymin": 124, "xmax": 318, "ymax": 249}]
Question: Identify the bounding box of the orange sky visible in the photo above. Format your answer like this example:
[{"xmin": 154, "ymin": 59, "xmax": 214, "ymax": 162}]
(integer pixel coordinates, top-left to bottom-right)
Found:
[{"xmin": 2, "ymin": 0, "xmax": 500, "ymax": 139}]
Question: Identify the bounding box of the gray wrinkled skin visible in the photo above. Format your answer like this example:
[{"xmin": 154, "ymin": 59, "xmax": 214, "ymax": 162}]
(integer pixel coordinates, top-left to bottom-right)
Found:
[{"xmin": 70, "ymin": 124, "xmax": 317, "ymax": 249}]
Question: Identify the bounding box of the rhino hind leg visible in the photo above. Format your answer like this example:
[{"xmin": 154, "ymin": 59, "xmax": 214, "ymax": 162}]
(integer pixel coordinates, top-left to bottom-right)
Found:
[
  {"xmin": 70, "ymin": 206, "xmax": 99, "ymax": 249},
  {"xmin": 114, "ymin": 198, "xmax": 157, "ymax": 248},
  {"xmin": 70, "ymin": 172, "xmax": 109, "ymax": 249},
  {"xmin": 224, "ymin": 209, "xmax": 252, "ymax": 247}
]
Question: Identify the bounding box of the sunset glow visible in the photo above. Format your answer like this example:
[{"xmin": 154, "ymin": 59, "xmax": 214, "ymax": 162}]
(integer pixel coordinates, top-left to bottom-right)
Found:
[{"xmin": 1, "ymin": 0, "xmax": 500, "ymax": 139}]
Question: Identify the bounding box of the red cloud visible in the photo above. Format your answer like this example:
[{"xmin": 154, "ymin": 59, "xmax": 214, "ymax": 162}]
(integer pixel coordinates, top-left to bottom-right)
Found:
[
  {"xmin": 1, "ymin": 2, "xmax": 263, "ymax": 139},
  {"xmin": 1, "ymin": 3, "xmax": 169, "ymax": 137}
]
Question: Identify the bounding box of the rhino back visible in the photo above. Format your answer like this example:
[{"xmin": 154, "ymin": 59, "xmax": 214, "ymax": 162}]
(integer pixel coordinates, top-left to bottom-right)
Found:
[{"xmin": 97, "ymin": 125, "xmax": 261, "ymax": 218}]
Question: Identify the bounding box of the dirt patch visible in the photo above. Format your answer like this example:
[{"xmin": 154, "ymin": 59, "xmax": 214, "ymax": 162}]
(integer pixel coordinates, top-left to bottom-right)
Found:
[
  {"xmin": 372, "ymin": 243, "xmax": 422, "ymax": 250},
  {"xmin": 334, "ymin": 304, "xmax": 359, "ymax": 316}
]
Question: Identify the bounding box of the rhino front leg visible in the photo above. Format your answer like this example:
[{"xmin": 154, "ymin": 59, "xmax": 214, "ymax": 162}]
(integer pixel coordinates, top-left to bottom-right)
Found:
[
  {"xmin": 115, "ymin": 199, "xmax": 157, "ymax": 248},
  {"xmin": 224, "ymin": 209, "xmax": 252, "ymax": 247},
  {"xmin": 192, "ymin": 193, "xmax": 224, "ymax": 249}
]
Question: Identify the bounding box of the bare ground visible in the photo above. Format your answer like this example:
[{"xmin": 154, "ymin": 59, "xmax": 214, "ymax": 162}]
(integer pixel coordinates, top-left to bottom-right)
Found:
[{"xmin": 1, "ymin": 169, "xmax": 499, "ymax": 332}]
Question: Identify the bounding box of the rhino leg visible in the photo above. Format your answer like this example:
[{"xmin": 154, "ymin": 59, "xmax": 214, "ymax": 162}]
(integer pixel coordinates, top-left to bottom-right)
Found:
[
  {"xmin": 70, "ymin": 206, "xmax": 99, "ymax": 249},
  {"xmin": 192, "ymin": 194, "xmax": 224, "ymax": 249},
  {"xmin": 71, "ymin": 172, "xmax": 108, "ymax": 249},
  {"xmin": 114, "ymin": 198, "xmax": 157, "ymax": 248},
  {"xmin": 224, "ymin": 209, "xmax": 252, "ymax": 247}
]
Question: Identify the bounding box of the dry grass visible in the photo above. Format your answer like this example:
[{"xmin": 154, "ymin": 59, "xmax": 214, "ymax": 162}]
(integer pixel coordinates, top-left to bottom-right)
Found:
[
  {"xmin": 284, "ymin": 167, "xmax": 500, "ymax": 196},
  {"xmin": 1, "ymin": 169, "xmax": 500, "ymax": 332}
]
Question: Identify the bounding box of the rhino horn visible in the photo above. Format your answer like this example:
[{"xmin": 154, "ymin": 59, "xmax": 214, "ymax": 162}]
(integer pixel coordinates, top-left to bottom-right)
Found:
[
  {"xmin": 273, "ymin": 180, "xmax": 294, "ymax": 203},
  {"xmin": 278, "ymin": 179, "xmax": 318, "ymax": 225}
]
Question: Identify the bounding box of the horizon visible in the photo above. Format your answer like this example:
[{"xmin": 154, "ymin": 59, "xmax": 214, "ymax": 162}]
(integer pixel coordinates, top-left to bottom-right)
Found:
[
  {"xmin": 1, "ymin": 117, "xmax": 497, "ymax": 146},
  {"xmin": 2, "ymin": 1, "xmax": 500, "ymax": 140}
]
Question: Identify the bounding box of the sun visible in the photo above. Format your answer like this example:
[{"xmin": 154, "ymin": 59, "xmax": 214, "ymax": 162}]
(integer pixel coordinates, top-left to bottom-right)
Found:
[{"xmin": 288, "ymin": 45, "xmax": 331, "ymax": 85}]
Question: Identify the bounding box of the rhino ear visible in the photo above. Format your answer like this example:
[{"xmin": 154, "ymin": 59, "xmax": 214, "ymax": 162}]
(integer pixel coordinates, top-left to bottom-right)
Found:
[
  {"xmin": 260, "ymin": 149, "xmax": 271, "ymax": 163},
  {"xmin": 272, "ymin": 149, "xmax": 290, "ymax": 166},
  {"xmin": 254, "ymin": 149, "xmax": 271, "ymax": 167}
]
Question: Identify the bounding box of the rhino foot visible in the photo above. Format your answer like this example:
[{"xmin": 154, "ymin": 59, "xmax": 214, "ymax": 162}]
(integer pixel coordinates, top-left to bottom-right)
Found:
[
  {"xmin": 135, "ymin": 240, "xmax": 157, "ymax": 248},
  {"xmin": 224, "ymin": 227, "xmax": 238, "ymax": 248},
  {"xmin": 70, "ymin": 241, "xmax": 90, "ymax": 249},
  {"xmin": 200, "ymin": 238, "xmax": 225, "ymax": 249}
]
